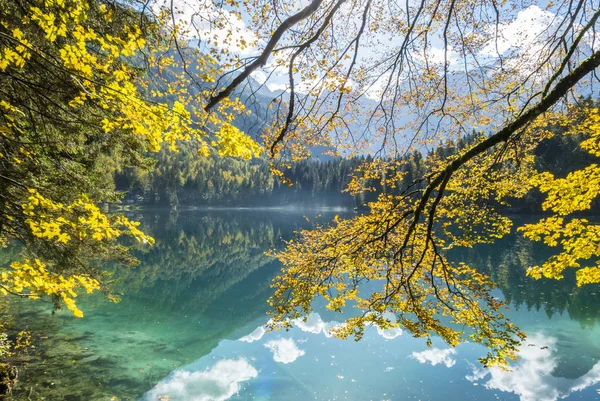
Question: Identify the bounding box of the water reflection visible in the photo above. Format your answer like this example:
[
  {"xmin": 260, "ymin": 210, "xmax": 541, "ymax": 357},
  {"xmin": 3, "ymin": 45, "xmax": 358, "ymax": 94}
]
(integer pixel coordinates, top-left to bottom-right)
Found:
[
  {"xmin": 411, "ymin": 347, "xmax": 457, "ymax": 368},
  {"xmin": 11, "ymin": 209, "xmax": 328, "ymax": 401},
  {"xmin": 467, "ymin": 332, "xmax": 600, "ymax": 401},
  {"xmin": 136, "ymin": 214, "xmax": 600, "ymax": 401},
  {"xmin": 264, "ymin": 338, "xmax": 306, "ymax": 364},
  {"xmin": 7, "ymin": 210, "xmax": 600, "ymax": 401},
  {"xmin": 142, "ymin": 312, "xmax": 600, "ymax": 401},
  {"xmin": 450, "ymin": 234, "xmax": 600, "ymax": 324},
  {"xmin": 239, "ymin": 326, "xmax": 266, "ymax": 343},
  {"xmin": 146, "ymin": 359, "xmax": 258, "ymax": 401}
]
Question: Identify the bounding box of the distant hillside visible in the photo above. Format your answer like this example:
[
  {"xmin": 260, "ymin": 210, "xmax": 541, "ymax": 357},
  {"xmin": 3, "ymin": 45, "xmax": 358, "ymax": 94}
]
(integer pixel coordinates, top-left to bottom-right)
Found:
[{"xmin": 114, "ymin": 118, "xmax": 599, "ymax": 212}]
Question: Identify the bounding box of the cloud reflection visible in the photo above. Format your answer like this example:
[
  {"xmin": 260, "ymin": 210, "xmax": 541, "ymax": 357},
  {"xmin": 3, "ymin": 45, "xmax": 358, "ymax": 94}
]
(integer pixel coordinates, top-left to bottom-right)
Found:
[
  {"xmin": 264, "ymin": 338, "xmax": 306, "ymax": 364},
  {"xmin": 239, "ymin": 326, "xmax": 266, "ymax": 343},
  {"xmin": 375, "ymin": 312, "xmax": 403, "ymax": 340},
  {"xmin": 467, "ymin": 333, "xmax": 600, "ymax": 401},
  {"xmin": 145, "ymin": 358, "xmax": 257, "ymax": 401},
  {"xmin": 410, "ymin": 347, "xmax": 457, "ymax": 368},
  {"xmin": 292, "ymin": 313, "xmax": 343, "ymax": 337},
  {"xmin": 292, "ymin": 312, "xmax": 403, "ymax": 340}
]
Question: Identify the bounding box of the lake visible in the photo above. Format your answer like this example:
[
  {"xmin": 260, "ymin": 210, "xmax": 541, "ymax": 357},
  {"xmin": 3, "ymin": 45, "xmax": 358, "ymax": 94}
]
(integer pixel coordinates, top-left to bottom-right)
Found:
[{"xmin": 8, "ymin": 209, "xmax": 600, "ymax": 401}]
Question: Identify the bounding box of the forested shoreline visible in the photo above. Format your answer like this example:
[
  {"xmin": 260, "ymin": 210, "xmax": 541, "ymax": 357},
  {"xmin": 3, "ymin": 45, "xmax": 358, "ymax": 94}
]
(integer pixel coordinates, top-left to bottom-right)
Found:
[{"xmin": 114, "ymin": 119, "xmax": 599, "ymax": 212}]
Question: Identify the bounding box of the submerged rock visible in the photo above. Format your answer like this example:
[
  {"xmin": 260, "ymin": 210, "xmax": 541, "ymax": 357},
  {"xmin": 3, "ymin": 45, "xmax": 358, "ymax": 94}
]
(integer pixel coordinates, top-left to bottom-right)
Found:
[{"xmin": 0, "ymin": 363, "xmax": 18, "ymax": 396}]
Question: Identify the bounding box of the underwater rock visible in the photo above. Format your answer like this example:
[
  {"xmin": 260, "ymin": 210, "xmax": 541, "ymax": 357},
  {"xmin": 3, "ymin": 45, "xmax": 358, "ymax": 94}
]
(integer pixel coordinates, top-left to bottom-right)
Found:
[{"xmin": 0, "ymin": 363, "xmax": 18, "ymax": 396}]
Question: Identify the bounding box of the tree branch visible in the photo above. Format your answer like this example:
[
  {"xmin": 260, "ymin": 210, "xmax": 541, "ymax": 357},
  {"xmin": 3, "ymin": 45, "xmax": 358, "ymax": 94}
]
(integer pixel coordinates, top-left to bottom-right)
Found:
[
  {"xmin": 204, "ymin": 0, "xmax": 326, "ymax": 112},
  {"xmin": 419, "ymin": 50, "xmax": 600, "ymax": 209}
]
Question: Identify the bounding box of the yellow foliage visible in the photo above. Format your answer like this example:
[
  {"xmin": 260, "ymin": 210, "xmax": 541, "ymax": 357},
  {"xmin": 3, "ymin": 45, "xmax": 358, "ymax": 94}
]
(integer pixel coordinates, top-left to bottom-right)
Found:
[
  {"xmin": 1, "ymin": 0, "xmax": 262, "ymax": 158},
  {"xmin": 518, "ymin": 107, "xmax": 600, "ymax": 286},
  {"xmin": 22, "ymin": 189, "xmax": 154, "ymax": 246},
  {"xmin": 214, "ymin": 124, "xmax": 263, "ymax": 160},
  {"xmin": 1, "ymin": 259, "xmax": 100, "ymax": 318},
  {"xmin": 269, "ymin": 107, "xmax": 600, "ymax": 368},
  {"xmin": 269, "ymin": 190, "xmax": 526, "ymax": 368},
  {"xmin": 0, "ymin": 0, "xmax": 265, "ymax": 318}
]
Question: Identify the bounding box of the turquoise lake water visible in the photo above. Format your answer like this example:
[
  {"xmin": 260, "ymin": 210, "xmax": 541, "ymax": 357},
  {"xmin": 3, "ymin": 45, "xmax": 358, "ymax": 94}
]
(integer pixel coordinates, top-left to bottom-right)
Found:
[{"xmin": 8, "ymin": 209, "xmax": 600, "ymax": 401}]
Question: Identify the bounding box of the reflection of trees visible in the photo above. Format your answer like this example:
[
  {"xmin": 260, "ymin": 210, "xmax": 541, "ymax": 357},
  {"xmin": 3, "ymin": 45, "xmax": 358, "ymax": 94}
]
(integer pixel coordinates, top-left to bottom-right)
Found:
[
  {"xmin": 450, "ymin": 229, "xmax": 600, "ymax": 325},
  {"xmin": 112, "ymin": 211, "xmax": 306, "ymax": 316},
  {"xmin": 2, "ymin": 211, "xmax": 320, "ymax": 401},
  {"xmin": 0, "ymin": 245, "xmax": 21, "ymax": 267}
]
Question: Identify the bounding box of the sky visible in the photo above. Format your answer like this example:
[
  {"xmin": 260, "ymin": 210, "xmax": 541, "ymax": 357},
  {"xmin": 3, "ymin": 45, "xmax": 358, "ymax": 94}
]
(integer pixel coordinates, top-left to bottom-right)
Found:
[
  {"xmin": 156, "ymin": 0, "xmax": 598, "ymax": 98},
  {"xmin": 151, "ymin": 0, "xmax": 600, "ymax": 156}
]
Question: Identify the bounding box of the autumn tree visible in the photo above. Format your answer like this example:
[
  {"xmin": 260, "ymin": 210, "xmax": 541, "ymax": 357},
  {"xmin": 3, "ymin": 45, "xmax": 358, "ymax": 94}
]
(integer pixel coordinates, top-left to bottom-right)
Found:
[
  {"xmin": 0, "ymin": 0, "xmax": 261, "ymax": 319},
  {"xmin": 188, "ymin": 0, "xmax": 600, "ymax": 367}
]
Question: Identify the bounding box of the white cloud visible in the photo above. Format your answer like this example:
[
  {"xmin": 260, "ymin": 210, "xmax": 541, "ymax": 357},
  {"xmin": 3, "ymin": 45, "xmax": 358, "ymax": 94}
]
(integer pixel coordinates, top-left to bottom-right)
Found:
[
  {"xmin": 571, "ymin": 364, "xmax": 600, "ymax": 392},
  {"xmin": 364, "ymin": 72, "xmax": 393, "ymax": 101},
  {"xmin": 584, "ymin": 31, "xmax": 600, "ymax": 52},
  {"xmin": 292, "ymin": 312, "xmax": 403, "ymax": 340},
  {"xmin": 153, "ymin": 0, "xmax": 257, "ymax": 55},
  {"xmin": 264, "ymin": 49, "xmax": 295, "ymax": 73},
  {"xmin": 266, "ymin": 82, "xmax": 289, "ymax": 93},
  {"xmin": 376, "ymin": 325, "xmax": 403, "ymax": 340},
  {"xmin": 410, "ymin": 347, "xmax": 457, "ymax": 368},
  {"xmin": 289, "ymin": 312, "xmax": 404, "ymax": 342},
  {"xmin": 370, "ymin": 312, "xmax": 403, "ymax": 340},
  {"xmin": 195, "ymin": 10, "xmax": 257, "ymax": 55},
  {"xmin": 145, "ymin": 359, "xmax": 257, "ymax": 401},
  {"xmin": 295, "ymin": 77, "xmax": 322, "ymax": 95},
  {"xmin": 478, "ymin": 5, "xmax": 565, "ymax": 77},
  {"xmin": 292, "ymin": 313, "xmax": 343, "ymax": 338},
  {"xmin": 264, "ymin": 338, "xmax": 305, "ymax": 364},
  {"xmin": 250, "ymin": 70, "xmax": 267, "ymax": 85},
  {"xmin": 481, "ymin": 5, "xmax": 555, "ymax": 56},
  {"xmin": 239, "ymin": 326, "xmax": 265, "ymax": 343},
  {"xmin": 467, "ymin": 332, "xmax": 600, "ymax": 401},
  {"xmin": 414, "ymin": 46, "xmax": 459, "ymax": 66}
]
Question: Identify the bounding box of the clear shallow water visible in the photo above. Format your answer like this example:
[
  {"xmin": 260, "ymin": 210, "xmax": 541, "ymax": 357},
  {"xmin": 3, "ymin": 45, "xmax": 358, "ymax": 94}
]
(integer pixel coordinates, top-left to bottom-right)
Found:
[{"xmin": 8, "ymin": 210, "xmax": 600, "ymax": 401}]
